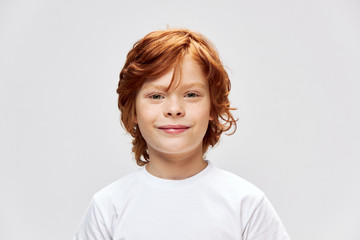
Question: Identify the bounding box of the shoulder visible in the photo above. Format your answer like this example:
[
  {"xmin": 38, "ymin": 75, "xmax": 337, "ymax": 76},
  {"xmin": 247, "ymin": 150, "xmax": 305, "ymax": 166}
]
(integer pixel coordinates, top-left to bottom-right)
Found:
[
  {"xmin": 212, "ymin": 165, "xmax": 264, "ymax": 196},
  {"xmin": 92, "ymin": 169, "xmax": 141, "ymax": 206},
  {"xmin": 206, "ymin": 164, "xmax": 265, "ymax": 206}
]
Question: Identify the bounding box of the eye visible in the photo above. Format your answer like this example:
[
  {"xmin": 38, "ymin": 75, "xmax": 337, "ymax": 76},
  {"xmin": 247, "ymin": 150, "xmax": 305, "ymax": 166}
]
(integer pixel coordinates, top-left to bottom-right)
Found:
[
  {"xmin": 150, "ymin": 94, "xmax": 164, "ymax": 100},
  {"xmin": 185, "ymin": 92, "xmax": 199, "ymax": 98}
]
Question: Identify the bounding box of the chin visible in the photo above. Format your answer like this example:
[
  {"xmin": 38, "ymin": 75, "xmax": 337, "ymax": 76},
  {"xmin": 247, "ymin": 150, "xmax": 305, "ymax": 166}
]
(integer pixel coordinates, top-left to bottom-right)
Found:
[{"xmin": 159, "ymin": 144, "xmax": 202, "ymax": 156}]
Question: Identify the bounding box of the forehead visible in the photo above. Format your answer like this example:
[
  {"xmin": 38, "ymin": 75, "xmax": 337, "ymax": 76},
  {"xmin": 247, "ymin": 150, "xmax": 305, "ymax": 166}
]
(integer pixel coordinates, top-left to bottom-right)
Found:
[{"xmin": 140, "ymin": 55, "xmax": 208, "ymax": 91}]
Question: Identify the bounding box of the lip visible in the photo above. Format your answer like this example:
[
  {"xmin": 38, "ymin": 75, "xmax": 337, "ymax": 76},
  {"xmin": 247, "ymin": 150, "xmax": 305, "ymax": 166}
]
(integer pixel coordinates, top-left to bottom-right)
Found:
[{"xmin": 158, "ymin": 124, "xmax": 190, "ymax": 134}]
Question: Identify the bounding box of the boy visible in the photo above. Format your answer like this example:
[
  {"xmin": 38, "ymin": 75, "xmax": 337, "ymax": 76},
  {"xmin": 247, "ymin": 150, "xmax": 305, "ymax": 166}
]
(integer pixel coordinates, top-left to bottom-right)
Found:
[{"xmin": 73, "ymin": 29, "xmax": 290, "ymax": 240}]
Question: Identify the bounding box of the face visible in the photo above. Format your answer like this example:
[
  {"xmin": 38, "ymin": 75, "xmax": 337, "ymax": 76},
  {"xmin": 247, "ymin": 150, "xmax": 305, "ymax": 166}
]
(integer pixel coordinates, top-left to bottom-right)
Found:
[{"xmin": 134, "ymin": 55, "xmax": 213, "ymax": 158}]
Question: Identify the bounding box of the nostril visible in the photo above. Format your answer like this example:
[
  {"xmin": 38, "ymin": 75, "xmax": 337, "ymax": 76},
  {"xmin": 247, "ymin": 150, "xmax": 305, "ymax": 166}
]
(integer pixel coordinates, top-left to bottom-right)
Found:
[{"xmin": 166, "ymin": 111, "xmax": 183, "ymax": 117}]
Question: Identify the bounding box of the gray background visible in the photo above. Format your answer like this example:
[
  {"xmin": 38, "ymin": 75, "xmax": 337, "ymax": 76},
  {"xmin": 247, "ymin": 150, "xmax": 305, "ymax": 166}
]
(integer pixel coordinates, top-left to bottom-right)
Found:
[{"xmin": 1, "ymin": 0, "xmax": 359, "ymax": 239}]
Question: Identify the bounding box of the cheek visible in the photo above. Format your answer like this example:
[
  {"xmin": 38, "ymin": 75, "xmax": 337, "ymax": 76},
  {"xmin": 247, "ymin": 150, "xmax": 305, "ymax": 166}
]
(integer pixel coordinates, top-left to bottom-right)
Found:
[
  {"xmin": 200, "ymin": 100, "xmax": 212, "ymax": 119},
  {"xmin": 136, "ymin": 103, "xmax": 157, "ymax": 126},
  {"xmin": 134, "ymin": 99, "xmax": 148, "ymax": 124},
  {"xmin": 189, "ymin": 103, "xmax": 212, "ymax": 125}
]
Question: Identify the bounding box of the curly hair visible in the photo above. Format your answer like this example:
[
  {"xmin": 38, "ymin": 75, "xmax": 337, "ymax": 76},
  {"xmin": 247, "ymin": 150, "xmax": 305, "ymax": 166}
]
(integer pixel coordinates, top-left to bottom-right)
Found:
[{"xmin": 116, "ymin": 29, "xmax": 237, "ymax": 166}]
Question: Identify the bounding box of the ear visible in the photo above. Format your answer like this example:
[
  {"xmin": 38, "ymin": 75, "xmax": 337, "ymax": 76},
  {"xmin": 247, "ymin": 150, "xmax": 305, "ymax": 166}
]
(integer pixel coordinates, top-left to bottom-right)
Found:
[
  {"xmin": 132, "ymin": 105, "xmax": 138, "ymax": 124},
  {"xmin": 209, "ymin": 111, "xmax": 214, "ymax": 121}
]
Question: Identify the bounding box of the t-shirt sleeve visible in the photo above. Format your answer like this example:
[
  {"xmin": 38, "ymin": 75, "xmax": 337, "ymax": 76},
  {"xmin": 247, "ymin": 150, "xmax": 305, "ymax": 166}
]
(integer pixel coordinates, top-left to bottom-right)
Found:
[
  {"xmin": 72, "ymin": 198, "xmax": 112, "ymax": 240},
  {"xmin": 243, "ymin": 196, "xmax": 291, "ymax": 240}
]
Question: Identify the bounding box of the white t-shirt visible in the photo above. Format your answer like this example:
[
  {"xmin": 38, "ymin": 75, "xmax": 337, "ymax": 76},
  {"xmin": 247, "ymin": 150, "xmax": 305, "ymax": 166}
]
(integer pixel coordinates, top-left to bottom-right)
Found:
[{"xmin": 73, "ymin": 160, "xmax": 290, "ymax": 240}]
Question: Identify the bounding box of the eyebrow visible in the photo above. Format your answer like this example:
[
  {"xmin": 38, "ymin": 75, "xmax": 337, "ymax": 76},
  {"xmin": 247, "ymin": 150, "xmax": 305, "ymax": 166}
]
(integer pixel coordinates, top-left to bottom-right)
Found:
[{"xmin": 142, "ymin": 82, "xmax": 206, "ymax": 91}]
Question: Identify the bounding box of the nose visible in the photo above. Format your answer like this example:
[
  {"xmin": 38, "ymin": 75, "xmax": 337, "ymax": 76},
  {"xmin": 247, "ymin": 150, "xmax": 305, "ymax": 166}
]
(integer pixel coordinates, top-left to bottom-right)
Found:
[{"xmin": 164, "ymin": 97, "xmax": 185, "ymax": 117}]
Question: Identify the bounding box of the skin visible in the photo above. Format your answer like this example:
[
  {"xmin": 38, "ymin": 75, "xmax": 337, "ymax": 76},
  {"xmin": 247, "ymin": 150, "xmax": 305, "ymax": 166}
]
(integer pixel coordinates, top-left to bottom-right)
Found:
[{"xmin": 134, "ymin": 54, "xmax": 213, "ymax": 180}]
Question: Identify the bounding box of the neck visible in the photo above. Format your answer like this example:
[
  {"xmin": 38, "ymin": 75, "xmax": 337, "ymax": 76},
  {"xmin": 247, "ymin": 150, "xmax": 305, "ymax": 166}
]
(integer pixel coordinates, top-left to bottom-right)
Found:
[{"xmin": 145, "ymin": 147, "xmax": 208, "ymax": 180}]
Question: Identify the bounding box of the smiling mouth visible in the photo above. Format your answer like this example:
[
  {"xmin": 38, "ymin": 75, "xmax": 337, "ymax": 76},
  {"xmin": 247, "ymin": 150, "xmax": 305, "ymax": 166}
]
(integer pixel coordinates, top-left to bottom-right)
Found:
[{"xmin": 158, "ymin": 125, "xmax": 190, "ymax": 134}]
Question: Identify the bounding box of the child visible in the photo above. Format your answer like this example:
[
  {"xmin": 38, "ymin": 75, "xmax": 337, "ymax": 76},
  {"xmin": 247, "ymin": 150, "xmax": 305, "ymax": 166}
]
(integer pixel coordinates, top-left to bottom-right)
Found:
[{"xmin": 73, "ymin": 29, "xmax": 290, "ymax": 240}]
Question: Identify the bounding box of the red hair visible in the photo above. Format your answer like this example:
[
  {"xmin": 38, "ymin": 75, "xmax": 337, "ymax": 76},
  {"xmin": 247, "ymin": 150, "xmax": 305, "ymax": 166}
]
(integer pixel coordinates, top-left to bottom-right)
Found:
[{"xmin": 117, "ymin": 29, "xmax": 237, "ymax": 166}]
